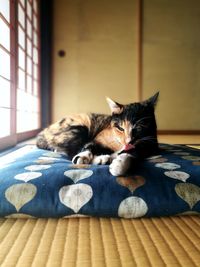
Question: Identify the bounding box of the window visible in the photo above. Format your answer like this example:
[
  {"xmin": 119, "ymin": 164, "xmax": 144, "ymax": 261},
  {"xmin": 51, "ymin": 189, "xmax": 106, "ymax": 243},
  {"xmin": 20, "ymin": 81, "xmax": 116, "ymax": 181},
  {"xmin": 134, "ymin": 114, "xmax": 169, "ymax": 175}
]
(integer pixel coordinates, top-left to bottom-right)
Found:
[{"xmin": 0, "ymin": 0, "xmax": 40, "ymax": 150}]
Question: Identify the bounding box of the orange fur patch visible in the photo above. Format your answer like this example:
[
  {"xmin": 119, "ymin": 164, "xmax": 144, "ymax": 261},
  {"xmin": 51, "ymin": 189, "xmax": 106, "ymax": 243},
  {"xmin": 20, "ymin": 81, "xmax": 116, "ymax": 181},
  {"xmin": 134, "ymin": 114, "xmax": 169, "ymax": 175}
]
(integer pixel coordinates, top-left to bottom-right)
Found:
[
  {"xmin": 62, "ymin": 114, "xmax": 91, "ymax": 129},
  {"xmin": 94, "ymin": 126, "xmax": 122, "ymax": 151},
  {"xmin": 95, "ymin": 120, "xmax": 133, "ymax": 152},
  {"xmin": 40, "ymin": 113, "xmax": 91, "ymax": 149}
]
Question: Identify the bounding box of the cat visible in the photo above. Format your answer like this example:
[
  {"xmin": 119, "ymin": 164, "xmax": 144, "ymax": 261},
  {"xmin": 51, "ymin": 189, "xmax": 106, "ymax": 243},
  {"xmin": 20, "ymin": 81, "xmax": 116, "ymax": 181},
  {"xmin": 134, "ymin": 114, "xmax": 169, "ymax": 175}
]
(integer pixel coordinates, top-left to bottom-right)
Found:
[{"xmin": 36, "ymin": 92, "xmax": 159, "ymax": 176}]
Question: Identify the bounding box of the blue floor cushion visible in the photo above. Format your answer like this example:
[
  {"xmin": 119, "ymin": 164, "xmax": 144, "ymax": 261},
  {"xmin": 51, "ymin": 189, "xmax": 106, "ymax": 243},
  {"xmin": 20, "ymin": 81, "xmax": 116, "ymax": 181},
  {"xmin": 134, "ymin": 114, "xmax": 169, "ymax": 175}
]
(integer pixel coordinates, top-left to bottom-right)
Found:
[{"xmin": 0, "ymin": 144, "xmax": 200, "ymax": 218}]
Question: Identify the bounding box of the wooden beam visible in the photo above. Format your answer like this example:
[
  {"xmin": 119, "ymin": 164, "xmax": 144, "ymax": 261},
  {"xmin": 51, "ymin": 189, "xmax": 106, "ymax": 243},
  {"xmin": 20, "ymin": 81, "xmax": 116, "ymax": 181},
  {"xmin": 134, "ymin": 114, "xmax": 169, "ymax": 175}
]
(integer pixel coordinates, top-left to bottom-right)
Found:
[{"xmin": 136, "ymin": 0, "xmax": 143, "ymax": 101}]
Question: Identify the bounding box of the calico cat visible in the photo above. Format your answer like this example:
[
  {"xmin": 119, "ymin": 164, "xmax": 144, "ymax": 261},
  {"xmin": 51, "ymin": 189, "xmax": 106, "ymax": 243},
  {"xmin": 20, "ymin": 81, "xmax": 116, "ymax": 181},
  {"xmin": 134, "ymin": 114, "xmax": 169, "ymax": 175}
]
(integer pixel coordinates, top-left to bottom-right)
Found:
[{"xmin": 36, "ymin": 92, "xmax": 159, "ymax": 176}]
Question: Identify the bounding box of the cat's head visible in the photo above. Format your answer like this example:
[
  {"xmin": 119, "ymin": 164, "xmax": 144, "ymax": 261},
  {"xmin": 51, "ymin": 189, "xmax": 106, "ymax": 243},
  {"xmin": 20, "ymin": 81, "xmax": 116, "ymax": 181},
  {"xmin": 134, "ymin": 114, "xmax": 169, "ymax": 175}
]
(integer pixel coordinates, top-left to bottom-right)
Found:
[{"xmin": 106, "ymin": 92, "xmax": 159, "ymax": 150}]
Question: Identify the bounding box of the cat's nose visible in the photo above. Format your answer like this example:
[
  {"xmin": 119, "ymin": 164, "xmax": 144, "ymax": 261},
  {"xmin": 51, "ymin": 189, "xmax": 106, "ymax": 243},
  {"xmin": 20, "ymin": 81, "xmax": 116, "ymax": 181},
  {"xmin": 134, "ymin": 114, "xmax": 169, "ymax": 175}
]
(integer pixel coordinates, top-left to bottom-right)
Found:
[
  {"xmin": 123, "ymin": 143, "xmax": 135, "ymax": 151},
  {"xmin": 125, "ymin": 137, "xmax": 132, "ymax": 144}
]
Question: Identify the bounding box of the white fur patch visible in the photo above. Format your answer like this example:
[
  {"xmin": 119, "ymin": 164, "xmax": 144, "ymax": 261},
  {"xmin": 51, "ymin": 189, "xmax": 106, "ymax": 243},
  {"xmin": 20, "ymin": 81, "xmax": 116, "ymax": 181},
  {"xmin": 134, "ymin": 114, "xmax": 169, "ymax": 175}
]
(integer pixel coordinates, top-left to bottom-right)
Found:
[
  {"xmin": 109, "ymin": 153, "xmax": 133, "ymax": 176},
  {"xmin": 72, "ymin": 151, "xmax": 93, "ymax": 164},
  {"xmin": 92, "ymin": 155, "xmax": 111, "ymax": 165}
]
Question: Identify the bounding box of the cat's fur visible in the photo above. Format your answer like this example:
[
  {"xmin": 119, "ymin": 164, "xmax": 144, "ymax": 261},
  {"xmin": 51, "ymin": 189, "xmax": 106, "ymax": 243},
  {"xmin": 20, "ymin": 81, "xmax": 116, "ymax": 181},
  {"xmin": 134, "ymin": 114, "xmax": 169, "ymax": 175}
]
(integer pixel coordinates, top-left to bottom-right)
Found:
[{"xmin": 36, "ymin": 93, "xmax": 159, "ymax": 176}]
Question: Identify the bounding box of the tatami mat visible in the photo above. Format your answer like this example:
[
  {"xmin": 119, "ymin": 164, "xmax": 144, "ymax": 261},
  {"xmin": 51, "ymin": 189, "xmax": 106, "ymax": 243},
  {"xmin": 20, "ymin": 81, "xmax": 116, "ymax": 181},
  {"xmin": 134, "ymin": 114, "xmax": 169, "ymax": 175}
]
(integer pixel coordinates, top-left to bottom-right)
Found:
[{"xmin": 0, "ymin": 216, "xmax": 200, "ymax": 267}]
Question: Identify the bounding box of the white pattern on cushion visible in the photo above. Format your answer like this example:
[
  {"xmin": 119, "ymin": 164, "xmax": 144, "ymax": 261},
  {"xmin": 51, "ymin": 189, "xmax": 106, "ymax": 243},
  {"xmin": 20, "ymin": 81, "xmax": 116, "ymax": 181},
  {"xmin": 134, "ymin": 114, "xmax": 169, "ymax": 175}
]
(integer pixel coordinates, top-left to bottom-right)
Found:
[
  {"xmin": 14, "ymin": 172, "xmax": 42, "ymax": 182},
  {"xmin": 64, "ymin": 169, "xmax": 93, "ymax": 183},
  {"xmin": 5, "ymin": 183, "xmax": 37, "ymax": 211},
  {"xmin": 59, "ymin": 184, "xmax": 93, "ymax": 213},
  {"xmin": 118, "ymin": 197, "xmax": 148, "ymax": 218}
]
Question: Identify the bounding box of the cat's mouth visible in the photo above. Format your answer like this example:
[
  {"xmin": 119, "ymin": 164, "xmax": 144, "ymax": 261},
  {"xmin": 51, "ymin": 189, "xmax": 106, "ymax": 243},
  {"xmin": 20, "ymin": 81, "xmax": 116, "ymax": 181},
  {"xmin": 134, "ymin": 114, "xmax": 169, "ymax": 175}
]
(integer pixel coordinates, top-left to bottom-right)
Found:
[{"xmin": 122, "ymin": 143, "xmax": 135, "ymax": 152}]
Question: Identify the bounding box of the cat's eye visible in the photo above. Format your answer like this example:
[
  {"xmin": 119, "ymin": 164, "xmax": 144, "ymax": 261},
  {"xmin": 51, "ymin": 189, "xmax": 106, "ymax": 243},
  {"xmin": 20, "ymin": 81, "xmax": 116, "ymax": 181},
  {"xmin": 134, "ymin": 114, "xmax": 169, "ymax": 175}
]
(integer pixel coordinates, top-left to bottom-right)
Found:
[{"xmin": 114, "ymin": 123, "xmax": 124, "ymax": 132}]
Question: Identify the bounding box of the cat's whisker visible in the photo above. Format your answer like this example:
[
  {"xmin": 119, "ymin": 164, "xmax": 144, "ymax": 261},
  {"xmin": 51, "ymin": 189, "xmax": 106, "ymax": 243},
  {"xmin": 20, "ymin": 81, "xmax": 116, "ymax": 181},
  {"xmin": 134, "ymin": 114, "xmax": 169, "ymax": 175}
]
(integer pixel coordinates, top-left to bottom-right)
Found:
[
  {"xmin": 135, "ymin": 116, "xmax": 151, "ymax": 124},
  {"xmin": 140, "ymin": 136, "xmax": 156, "ymax": 140},
  {"xmin": 136, "ymin": 123, "xmax": 148, "ymax": 128},
  {"xmin": 134, "ymin": 136, "xmax": 157, "ymax": 145}
]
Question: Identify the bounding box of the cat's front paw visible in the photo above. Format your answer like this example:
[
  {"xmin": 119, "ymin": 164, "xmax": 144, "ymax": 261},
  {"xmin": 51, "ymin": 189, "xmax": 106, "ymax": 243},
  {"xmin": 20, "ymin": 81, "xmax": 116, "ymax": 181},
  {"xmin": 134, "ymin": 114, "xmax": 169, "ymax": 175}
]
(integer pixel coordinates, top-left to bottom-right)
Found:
[
  {"xmin": 92, "ymin": 155, "xmax": 112, "ymax": 165},
  {"xmin": 72, "ymin": 150, "xmax": 93, "ymax": 164},
  {"xmin": 109, "ymin": 153, "xmax": 132, "ymax": 176}
]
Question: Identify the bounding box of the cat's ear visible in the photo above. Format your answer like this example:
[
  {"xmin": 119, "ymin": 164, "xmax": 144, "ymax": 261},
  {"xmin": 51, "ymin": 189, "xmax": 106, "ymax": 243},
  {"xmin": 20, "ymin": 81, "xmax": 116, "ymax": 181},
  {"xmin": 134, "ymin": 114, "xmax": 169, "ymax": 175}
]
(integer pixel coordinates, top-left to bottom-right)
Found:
[
  {"xmin": 106, "ymin": 97, "xmax": 124, "ymax": 114},
  {"xmin": 143, "ymin": 92, "xmax": 159, "ymax": 107}
]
